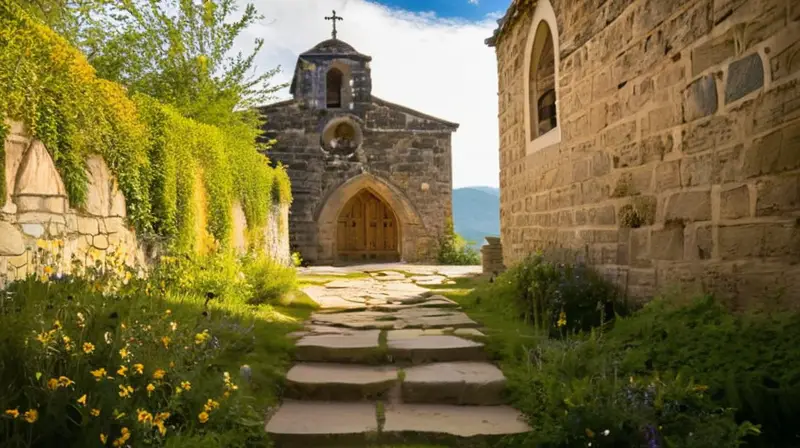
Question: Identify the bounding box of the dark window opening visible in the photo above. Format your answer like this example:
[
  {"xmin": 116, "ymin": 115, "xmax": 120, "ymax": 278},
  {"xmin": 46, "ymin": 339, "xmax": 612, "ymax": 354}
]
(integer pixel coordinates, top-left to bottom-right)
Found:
[
  {"xmin": 537, "ymin": 89, "xmax": 557, "ymax": 135},
  {"xmin": 326, "ymin": 68, "xmax": 343, "ymax": 108}
]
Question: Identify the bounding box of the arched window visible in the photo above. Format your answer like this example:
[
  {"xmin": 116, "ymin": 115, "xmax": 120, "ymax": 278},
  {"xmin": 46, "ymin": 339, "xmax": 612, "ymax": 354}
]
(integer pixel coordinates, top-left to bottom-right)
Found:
[
  {"xmin": 529, "ymin": 22, "xmax": 557, "ymax": 138},
  {"xmin": 326, "ymin": 68, "xmax": 343, "ymax": 108}
]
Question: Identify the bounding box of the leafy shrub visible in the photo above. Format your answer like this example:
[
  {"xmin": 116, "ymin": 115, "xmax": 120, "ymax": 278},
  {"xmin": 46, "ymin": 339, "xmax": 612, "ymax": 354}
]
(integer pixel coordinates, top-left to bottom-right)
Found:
[
  {"xmin": 505, "ymin": 253, "xmax": 629, "ymax": 336},
  {"xmin": 290, "ymin": 252, "xmax": 303, "ymax": 268},
  {"xmin": 437, "ymin": 219, "xmax": 481, "ymax": 265},
  {"xmin": 0, "ymin": 240, "xmax": 303, "ymax": 447},
  {"xmin": 241, "ymin": 255, "xmax": 296, "ymax": 305}
]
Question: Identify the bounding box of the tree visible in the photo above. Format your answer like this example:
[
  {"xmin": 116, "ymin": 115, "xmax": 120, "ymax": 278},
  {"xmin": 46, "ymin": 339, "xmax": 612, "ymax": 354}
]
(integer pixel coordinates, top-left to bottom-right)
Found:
[{"xmin": 19, "ymin": 0, "xmax": 284, "ymax": 137}]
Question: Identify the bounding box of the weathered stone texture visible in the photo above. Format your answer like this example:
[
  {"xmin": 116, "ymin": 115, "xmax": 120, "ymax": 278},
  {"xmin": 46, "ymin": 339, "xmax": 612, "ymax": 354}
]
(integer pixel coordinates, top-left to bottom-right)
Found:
[{"xmin": 490, "ymin": 0, "xmax": 800, "ymax": 305}]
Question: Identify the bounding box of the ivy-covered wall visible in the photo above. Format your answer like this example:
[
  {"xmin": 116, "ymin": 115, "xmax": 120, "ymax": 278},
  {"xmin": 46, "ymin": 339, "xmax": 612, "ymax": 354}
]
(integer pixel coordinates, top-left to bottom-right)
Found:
[{"xmin": 0, "ymin": 1, "xmax": 291, "ymax": 273}]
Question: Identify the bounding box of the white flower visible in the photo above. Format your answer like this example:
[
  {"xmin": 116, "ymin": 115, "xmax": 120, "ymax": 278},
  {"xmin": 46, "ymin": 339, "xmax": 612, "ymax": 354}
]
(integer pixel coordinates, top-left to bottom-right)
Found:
[
  {"xmin": 104, "ymin": 332, "xmax": 113, "ymax": 345},
  {"xmin": 602, "ymin": 429, "xmax": 610, "ymax": 436}
]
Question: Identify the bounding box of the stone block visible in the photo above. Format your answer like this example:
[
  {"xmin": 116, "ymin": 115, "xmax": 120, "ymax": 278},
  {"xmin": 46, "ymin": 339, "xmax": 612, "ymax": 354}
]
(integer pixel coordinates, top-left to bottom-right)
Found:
[
  {"xmin": 743, "ymin": 121, "xmax": 800, "ymax": 178},
  {"xmin": 21, "ymin": 223, "xmax": 45, "ymax": 238},
  {"xmin": 719, "ymin": 223, "xmax": 800, "ymax": 260},
  {"xmin": 681, "ymin": 144, "xmax": 743, "ymax": 187},
  {"xmin": 692, "ymin": 30, "xmax": 736, "ymax": 76},
  {"xmin": 641, "ymin": 134, "xmax": 674, "ymax": 163},
  {"xmin": 613, "ymin": 143, "xmax": 642, "ymax": 168},
  {"xmin": 577, "ymin": 229, "xmax": 619, "ymax": 244},
  {"xmin": 682, "ymin": 115, "xmax": 736, "ymax": 155},
  {"xmin": 655, "ymin": 160, "xmax": 682, "ymax": 190},
  {"xmin": 692, "ymin": 225, "xmax": 714, "ymax": 260},
  {"xmin": 92, "ymin": 234, "xmax": 109, "ymax": 250},
  {"xmin": 0, "ymin": 222, "xmax": 25, "ymax": 256},
  {"xmin": 572, "ymin": 159, "xmax": 590, "ymax": 183},
  {"xmin": 755, "ymin": 173, "xmax": 800, "ymax": 216},
  {"xmin": 770, "ymin": 38, "xmax": 800, "ymax": 82},
  {"xmin": 643, "ymin": 105, "xmax": 680, "ymax": 136},
  {"xmin": 683, "ymin": 75, "xmax": 718, "ymax": 122},
  {"xmin": 575, "ymin": 205, "xmax": 616, "ymax": 226},
  {"xmin": 612, "ymin": 167, "xmax": 653, "ymax": 197},
  {"xmin": 591, "ymin": 151, "xmax": 611, "ymax": 177},
  {"xmin": 725, "ymin": 53, "xmax": 764, "ymax": 104},
  {"xmin": 77, "ymin": 217, "xmax": 100, "ymax": 235},
  {"xmin": 665, "ymin": 190, "xmax": 712, "ymax": 222},
  {"xmin": 604, "ymin": 120, "xmax": 637, "ymax": 148},
  {"xmin": 753, "ymin": 79, "xmax": 800, "ymax": 134},
  {"xmin": 630, "ymin": 228, "xmax": 651, "ymax": 267},
  {"xmin": 651, "ymin": 223, "xmax": 686, "ymax": 260},
  {"xmin": 720, "ymin": 185, "xmax": 750, "ymax": 219}
]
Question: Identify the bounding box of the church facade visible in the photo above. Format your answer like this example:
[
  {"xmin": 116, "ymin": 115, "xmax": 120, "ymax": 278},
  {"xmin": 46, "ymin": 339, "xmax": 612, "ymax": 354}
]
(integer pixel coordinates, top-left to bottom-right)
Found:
[{"xmin": 260, "ymin": 31, "xmax": 458, "ymax": 265}]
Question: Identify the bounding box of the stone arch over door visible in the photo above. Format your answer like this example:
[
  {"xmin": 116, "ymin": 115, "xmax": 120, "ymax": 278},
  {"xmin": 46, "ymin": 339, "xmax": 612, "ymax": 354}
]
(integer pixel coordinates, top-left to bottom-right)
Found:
[{"xmin": 316, "ymin": 173, "xmax": 426, "ymax": 264}]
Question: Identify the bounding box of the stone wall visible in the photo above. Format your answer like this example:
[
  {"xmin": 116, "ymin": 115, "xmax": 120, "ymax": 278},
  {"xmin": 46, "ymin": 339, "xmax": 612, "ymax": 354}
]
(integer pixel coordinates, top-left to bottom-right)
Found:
[
  {"xmin": 491, "ymin": 0, "xmax": 800, "ymax": 306},
  {"xmin": 1, "ymin": 121, "xmax": 290, "ymax": 285},
  {"xmin": 261, "ymin": 98, "xmax": 456, "ymax": 264}
]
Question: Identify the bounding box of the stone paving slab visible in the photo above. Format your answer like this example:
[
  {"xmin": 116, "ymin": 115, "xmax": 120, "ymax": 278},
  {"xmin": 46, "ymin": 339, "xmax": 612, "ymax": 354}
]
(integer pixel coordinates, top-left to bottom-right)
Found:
[
  {"xmin": 286, "ymin": 363, "xmax": 398, "ymax": 401},
  {"xmin": 388, "ymin": 334, "xmax": 486, "ymax": 364},
  {"xmin": 295, "ymin": 330, "xmax": 381, "ymax": 363},
  {"xmin": 402, "ymin": 362, "xmax": 506, "ymax": 405},
  {"xmin": 310, "ymin": 308, "xmax": 479, "ymax": 330},
  {"xmin": 382, "ymin": 403, "xmax": 531, "ymax": 438},
  {"xmin": 265, "ymin": 400, "xmax": 378, "ymax": 445}
]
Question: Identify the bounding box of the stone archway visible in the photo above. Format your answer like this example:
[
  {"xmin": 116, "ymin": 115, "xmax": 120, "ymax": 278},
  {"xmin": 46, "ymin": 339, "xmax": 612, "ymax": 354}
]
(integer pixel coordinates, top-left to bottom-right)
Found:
[{"xmin": 316, "ymin": 173, "xmax": 426, "ymax": 264}]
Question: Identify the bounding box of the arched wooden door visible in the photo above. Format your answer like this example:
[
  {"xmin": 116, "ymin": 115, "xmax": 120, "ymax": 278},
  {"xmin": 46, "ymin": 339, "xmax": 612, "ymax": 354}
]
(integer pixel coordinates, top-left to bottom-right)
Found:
[{"xmin": 336, "ymin": 189, "xmax": 400, "ymax": 263}]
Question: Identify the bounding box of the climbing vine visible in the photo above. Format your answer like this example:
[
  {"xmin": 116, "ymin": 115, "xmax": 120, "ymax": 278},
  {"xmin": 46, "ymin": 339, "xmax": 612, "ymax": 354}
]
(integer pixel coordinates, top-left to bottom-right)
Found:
[{"xmin": 0, "ymin": 1, "xmax": 291, "ymax": 251}]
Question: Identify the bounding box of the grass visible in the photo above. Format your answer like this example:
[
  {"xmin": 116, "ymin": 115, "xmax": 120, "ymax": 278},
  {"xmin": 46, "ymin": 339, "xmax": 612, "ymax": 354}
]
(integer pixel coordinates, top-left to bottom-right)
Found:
[{"xmin": 296, "ymin": 271, "xmax": 370, "ymax": 287}]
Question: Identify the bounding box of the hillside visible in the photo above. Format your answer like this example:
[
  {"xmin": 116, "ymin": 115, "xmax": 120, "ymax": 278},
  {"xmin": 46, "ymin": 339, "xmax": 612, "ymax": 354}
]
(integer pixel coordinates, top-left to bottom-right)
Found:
[{"xmin": 453, "ymin": 187, "xmax": 500, "ymax": 248}]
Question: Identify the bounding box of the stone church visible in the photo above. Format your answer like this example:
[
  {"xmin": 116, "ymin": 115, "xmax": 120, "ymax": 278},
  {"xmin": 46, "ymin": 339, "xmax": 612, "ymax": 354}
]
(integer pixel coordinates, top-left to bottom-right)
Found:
[
  {"xmin": 260, "ymin": 16, "xmax": 458, "ymax": 265},
  {"xmin": 486, "ymin": 0, "xmax": 800, "ymax": 305}
]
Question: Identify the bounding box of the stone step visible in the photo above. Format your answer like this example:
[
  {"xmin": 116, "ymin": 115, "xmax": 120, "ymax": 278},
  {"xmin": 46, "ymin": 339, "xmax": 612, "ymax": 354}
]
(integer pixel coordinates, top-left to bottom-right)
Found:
[
  {"xmin": 294, "ymin": 330, "xmax": 383, "ymax": 364},
  {"xmin": 265, "ymin": 400, "xmax": 378, "ymax": 447},
  {"xmin": 381, "ymin": 403, "xmax": 531, "ymax": 442},
  {"xmin": 387, "ymin": 333, "xmax": 487, "ymax": 364},
  {"xmin": 265, "ymin": 400, "xmax": 531, "ymax": 447},
  {"xmin": 401, "ymin": 362, "xmax": 506, "ymax": 405},
  {"xmin": 285, "ymin": 363, "xmax": 398, "ymax": 401}
]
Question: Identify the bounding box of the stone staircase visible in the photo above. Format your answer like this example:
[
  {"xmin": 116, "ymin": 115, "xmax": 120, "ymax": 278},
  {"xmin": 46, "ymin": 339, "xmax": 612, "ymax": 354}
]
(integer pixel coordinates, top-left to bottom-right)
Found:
[{"xmin": 265, "ymin": 272, "xmax": 531, "ymax": 447}]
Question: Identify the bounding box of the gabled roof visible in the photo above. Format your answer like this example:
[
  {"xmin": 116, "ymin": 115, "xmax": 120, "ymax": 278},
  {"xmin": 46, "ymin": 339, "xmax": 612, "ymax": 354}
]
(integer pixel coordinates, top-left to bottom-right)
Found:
[
  {"xmin": 372, "ymin": 96, "xmax": 459, "ymax": 130},
  {"xmin": 485, "ymin": 0, "xmax": 535, "ymax": 47},
  {"xmin": 289, "ymin": 38, "xmax": 372, "ymax": 96}
]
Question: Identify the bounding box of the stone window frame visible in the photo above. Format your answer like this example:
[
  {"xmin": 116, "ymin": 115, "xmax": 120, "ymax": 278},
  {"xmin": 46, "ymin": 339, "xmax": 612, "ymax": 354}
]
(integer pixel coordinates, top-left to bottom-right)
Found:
[
  {"xmin": 523, "ymin": 0, "xmax": 562, "ymax": 154},
  {"xmin": 325, "ymin": 61, "xmax": 354, "ymax": 110}
]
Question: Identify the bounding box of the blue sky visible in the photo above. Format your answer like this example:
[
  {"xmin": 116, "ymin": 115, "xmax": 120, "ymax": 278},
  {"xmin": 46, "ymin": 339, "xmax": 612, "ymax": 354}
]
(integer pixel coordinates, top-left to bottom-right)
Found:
[{"xmin": 373, "ymin": 0, "xmax": 508, "ymax": 21}]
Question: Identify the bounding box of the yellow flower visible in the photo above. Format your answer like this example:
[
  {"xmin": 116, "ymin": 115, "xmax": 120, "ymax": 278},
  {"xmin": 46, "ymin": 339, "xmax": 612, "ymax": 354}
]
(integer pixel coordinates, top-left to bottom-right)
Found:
[
  {"xmin": 154, "ymin": 419, "xmax": 167, "ymax": 436},
  {"xmin": 100, "ymin": 433, "xmax": 107, "ymax": 444},
  {"xmin": 36, "ymin": 239, "xmax": 47, "ymax": 249},
  {"xmin": 132, "ymin": 363, "xmax": 144, "ymax": 375},
  {"xmin": 118, "ymin": 384, "xmax": 134, "ymax": 398},
  {"xmin": 161, "ymin": 336, "xmax": 170, "ymax": 349},
  {"xmin": 137, "ymin": 409, "xmax": 153, "ymax": 425},
  {"xmin": 90, "ymin": 408, "xmax": 101, "ymax": 417},
  {"xmin": 77, "ymin": 394, "xmax": 87, "ymax": 406},
  {"xmin": 44, "ymin": 266, "xmax": 54, "ymax": 275},
  {"xmin": 117, "ymin": 366, "xmax": 128, "ymax": 377},
  {"xmin": 57, "ymin": 376, "xmax": 74, "ymax": 388},
  {"xmin": 198, "ymin": 411, "xmax": 209, "ymax": 424},
  {"xmin": 23, "ymin": 409, "xmax": 38, "ymax": 423},
  {"xmin": 203, "ymin": 399, "xmax": 219, "ymax": 413},
  {"xmin": 39, "ymin": 274, "xmax": 50, "ymax": 283},
  {"xmin": 170, "ymin": 322, "xmax": 177, "ymax": 331},
  {"xmin": 118, "ymin": 347, "xmax": 129, "ymax": 359},
  {"xmin": 180, "ymin": 381, "xmax": 191, "ymax": 391},
  {"xmin": 223, "ymin": 391, "xmax": 230, "ymax": 398},
  {"xmin": 169, "ymin": 361, "xmax": 175, "ymax": 369},
  {"xmin": 112, "ymin": 427, "xmax": 130, "ymax": 447},
  {"xmin": 83, "ymin": 342, "xmax": 95, "ymax": 354},
  {"xmin": 62, "ymin": 336, "xmax": 73, "ymax": 351},
  {"xmin": 47, "ymin": 378, "xmax": 59, "ymax": 390},
  {"xmin": 91, "ymin": 368, "xmax": 107, "ymax": 381},
  {"xmin": 52, "ymin": 319, "xmax": 62, "ymax": 330},
  {"xmin": 146, "ymin": 383, "xmax": 155, "ymax": 397},
  {"xmin": 4, "ymin": 408, "xmax": 19, "ymax": 419},
  {"xmin": 194, "ymin": 330, "xmax": 210, "ymax": 345},
  {"xmin": 165, "ymin": 309, "xmax": 172, "ymax": 316},
  {"xmin": 152, "ymin": 369, "xmax": 166, "ymax": 380},
  {"xmin": 35, "ymin": 330, "xmax": 55, "ymax": 345},
  {"xmin": 557, "ymin": 311, "xmax": 567, "ymax": 328}
]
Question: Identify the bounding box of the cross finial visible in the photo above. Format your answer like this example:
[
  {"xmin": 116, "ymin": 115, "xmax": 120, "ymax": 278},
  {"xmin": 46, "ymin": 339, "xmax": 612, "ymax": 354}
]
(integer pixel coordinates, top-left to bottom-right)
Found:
[{"xmin": 325, "ymin": 10, "xmax": 343, "ymax": 40}]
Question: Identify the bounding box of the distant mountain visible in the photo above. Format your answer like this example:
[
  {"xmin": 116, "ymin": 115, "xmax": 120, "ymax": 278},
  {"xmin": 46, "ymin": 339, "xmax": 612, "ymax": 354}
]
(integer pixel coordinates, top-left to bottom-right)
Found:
[{"xmin": 452, "ymin": 187, "xmax": 500, "ymax": 248}]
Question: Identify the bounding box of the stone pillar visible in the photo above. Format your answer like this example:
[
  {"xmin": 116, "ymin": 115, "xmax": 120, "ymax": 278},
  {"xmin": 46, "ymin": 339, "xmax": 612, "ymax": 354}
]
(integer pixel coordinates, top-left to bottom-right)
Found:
[{"xmin": 480, "ymin": 236, "xmax": 505, "ymax": 274}]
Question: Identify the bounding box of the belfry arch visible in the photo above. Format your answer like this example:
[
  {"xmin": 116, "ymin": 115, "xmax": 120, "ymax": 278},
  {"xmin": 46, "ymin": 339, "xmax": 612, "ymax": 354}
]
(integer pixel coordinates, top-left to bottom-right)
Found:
[{"xmin": 315, "ymin": 173, "xmax": 426, "ymax": 264}]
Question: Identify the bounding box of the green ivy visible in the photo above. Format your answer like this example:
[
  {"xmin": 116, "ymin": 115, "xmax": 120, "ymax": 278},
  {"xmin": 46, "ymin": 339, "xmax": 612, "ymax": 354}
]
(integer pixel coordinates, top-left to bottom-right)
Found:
[{"xmin": 0, "ymin": 2, "xmax": 291, "ymax": 251}]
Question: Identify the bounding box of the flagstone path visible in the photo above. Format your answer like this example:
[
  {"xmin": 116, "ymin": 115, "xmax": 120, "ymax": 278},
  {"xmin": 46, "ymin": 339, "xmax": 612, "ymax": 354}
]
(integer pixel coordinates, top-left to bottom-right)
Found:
[{"xmin": 265, "ymin": 266, "xmax": 531, "ymax": 447}]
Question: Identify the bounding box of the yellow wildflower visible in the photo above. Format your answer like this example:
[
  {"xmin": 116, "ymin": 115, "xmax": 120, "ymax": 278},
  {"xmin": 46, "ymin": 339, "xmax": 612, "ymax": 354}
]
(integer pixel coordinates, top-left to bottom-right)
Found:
[
  {"xmin": 203, "ymin": 399, "xmax": 219, "ymax": 413},
  {"xmin": 83, "ymin": 342, "xmax": 95, "ymax": 354},
  {"xmin": 118, "ymin": 384, "xmax": 134, "ymax": 398},
  {"xmin": 132, "ymin": 363, "xmax": 144, "ymax": 375},
  {"xmin": 223, "ymin": 391, "xmax": 230, "ymax": 398},
  {"xmin": 161, "ymin": 336, "xmax": 170, "ymax": 349},
  {"xmin": 180, "ymin": 381, "xmax": 191, "ymax": 391},
  {"xmin": 152, "ymin": 369, "xmax": 166, "ymax": 380},
  {"xmin": 154, "ymin": 417, "xmax": 168, "ymax": 436},
  {"xmin": 57, "ymin": 376, "xmax": 74, "ymax": 388},
  {"xmin": 47, "ymin": 378, "xmax": 59, "ymax": 390},
  {"xmin": 112, "ymin": 427, "xmax": 130, "ymax": 447},
  {"xmin": 62, "ymin": 336, "xmax": 73, "ymax": 351},
  {"xmin": 23, "ymin": 409, "xmax": 38, "ymax": 423},
  {"xmin": 4, "ymin": 408, "xmax": 19, "ymax": 419},
  {"xmin": 100, "ymin": 433, "xmax": 107, "ymax": 444},
  {"xmin": 194, "ymin": 330, "xmax": 210, "ymax": 345},
  {"xmin": 117, "ymin": 366, "xmax": 128, "ymax": 377},
  {"xmin": 39, "ymin": 274, "xmax": 50, "ymax": 283},
  {"xmin": 90, "ymin": 408, "xmax": 101, "ymax": 417},
  {"xmin": 557, "ymin": 311, "xmax": 567, "ymax": 328},
  {"xmin": 52, "ymin": 319, "xmax": 62, "ymax": 330},
  {"xmin": 90, "ymin": 368, "xmax": 107, "ymax": 381},
  {"xmin": 165, "ymin": 309, "xmax": 171, "ymax": 316},
  {"xmin": 137, "ymin": 409, "xmax": 153, "ymax": 425},
  {"xmin": 146, "ymin": 383, "xmax": 155, "ymax": 397},
  {"xmin": 44, "ymin": 266, "xmax": 54, "ymax": 275},
  {"xmin": 169, "ymin": 361, "xmax": 175, "ymax": 369},
  {"xmin": 77, "ymin": 394, "xmax": 87, "ymax": 406},
  {"xmin": 118, "ymin": 347, "xmax": 129, "ymax": 359},
  {"xmin": 36, "ymin": 239, "xmax": 47, "ymax": 249},
  {"xmin": 170, "ymin": 322, "xmax": 177, "ymax": 331},
  {"xmin": 198, "ymin": 411, "xmax": 209, "ymax": 424},
  {"xmin": 35, "ymin": 330, "xmax": 55, "ymax": 345}
]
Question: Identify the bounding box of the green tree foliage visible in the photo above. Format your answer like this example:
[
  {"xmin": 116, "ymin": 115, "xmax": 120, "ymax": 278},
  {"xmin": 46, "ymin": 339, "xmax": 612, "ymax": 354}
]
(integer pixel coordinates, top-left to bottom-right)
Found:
[
  {"xmin": 19, "ymin": 0, "xmax": 284, "ymax": 135},
  {"xmin": 437, "ymin": 218, "xmax": 481, "ymax": 265}
]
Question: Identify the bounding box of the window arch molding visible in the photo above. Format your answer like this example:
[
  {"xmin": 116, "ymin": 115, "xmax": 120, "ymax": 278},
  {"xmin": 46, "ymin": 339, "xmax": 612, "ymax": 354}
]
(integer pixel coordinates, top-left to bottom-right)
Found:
[{"xmin": 522, "ymin": 0, "xmax": 561, "ymax": 154}]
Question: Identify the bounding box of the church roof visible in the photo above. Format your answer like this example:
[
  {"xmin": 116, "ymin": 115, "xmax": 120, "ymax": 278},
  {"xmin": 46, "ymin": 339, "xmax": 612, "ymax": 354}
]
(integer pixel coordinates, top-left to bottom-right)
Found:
[{"xmin": 300, "ymin": 38, "xmax": 372, "ymax": 61}]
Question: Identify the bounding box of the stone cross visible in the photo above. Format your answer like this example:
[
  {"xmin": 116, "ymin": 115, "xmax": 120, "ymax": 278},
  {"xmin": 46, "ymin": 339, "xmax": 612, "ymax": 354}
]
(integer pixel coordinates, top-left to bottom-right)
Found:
[{"xmin": 325, "ymin": 10, "xmax": 343, "ymax": 40}]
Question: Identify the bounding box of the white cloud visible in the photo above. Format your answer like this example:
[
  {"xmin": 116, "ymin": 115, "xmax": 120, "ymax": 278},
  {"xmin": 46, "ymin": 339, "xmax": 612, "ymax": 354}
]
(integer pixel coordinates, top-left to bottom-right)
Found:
[
  {"xmin": 237, "ymin": 0, "xmax": 501, "ymax": 188},
  {"xmin": 468, "ymin": 0, "xmax": 480, "ymax": 5}
]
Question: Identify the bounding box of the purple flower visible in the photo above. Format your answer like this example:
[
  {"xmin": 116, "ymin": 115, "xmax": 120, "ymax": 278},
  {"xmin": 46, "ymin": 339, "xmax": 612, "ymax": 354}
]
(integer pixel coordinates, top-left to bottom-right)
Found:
[{"xmin": 645, "ymin": 424, "xmax": 660, "ymax": 448}]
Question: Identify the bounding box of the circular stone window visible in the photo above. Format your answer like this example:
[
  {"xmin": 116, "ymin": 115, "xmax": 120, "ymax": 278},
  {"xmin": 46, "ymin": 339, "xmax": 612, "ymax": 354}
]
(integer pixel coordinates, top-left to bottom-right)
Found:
[{"xmin": 321, "ymin": 117, "xmax": 363, "ymax": 157}]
